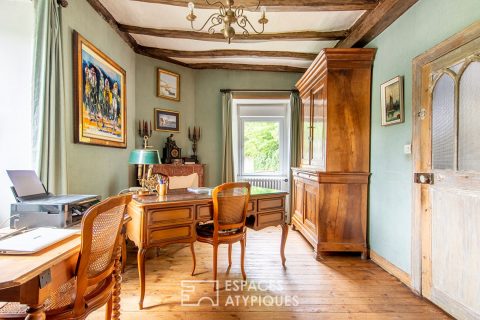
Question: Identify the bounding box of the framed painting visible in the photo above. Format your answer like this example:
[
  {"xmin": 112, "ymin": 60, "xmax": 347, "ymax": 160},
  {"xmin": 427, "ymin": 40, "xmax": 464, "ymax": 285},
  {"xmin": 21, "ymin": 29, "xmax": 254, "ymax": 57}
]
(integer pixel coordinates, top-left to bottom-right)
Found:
[
  {"xmin": 73, "ymin": 31, "xmax": 127, "ymax": 148},
  {"xmin": 157, "ymin": 68, "xmax": 180, "ymax": 101},
  {"xmin": 381, "ymin": 76, "xmax": 404, "ymax": 126},
  {"xmin": 154, "ymin": 109, "xmax": 180, "ymax": 132}
]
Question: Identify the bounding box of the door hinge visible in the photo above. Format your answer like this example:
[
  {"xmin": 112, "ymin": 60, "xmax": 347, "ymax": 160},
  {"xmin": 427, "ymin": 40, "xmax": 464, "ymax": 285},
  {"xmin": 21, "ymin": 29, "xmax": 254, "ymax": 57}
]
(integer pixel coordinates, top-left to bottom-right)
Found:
[{"xmin": 414, "ymin": 173, "xmax": 434, "ymax": 185}]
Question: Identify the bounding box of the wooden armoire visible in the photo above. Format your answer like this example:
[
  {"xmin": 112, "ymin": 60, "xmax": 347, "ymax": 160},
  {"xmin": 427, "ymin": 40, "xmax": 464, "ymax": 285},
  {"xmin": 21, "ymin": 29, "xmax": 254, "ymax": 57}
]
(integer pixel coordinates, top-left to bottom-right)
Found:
[{"xmin": 291, "ymin": 48, "xmax": 376, "ymax": 260}]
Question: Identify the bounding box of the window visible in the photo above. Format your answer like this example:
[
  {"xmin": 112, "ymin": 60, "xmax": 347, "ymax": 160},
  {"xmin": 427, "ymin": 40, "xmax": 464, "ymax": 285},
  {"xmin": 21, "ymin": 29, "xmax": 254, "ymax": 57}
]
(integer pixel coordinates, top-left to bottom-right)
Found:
[
  {"xmin": 233, "ymin": 99, "xmax": 290, "ymax": 190},
  {"xmin": 0, "ymin": 1, "xmax": 35, "ymax": 224}
]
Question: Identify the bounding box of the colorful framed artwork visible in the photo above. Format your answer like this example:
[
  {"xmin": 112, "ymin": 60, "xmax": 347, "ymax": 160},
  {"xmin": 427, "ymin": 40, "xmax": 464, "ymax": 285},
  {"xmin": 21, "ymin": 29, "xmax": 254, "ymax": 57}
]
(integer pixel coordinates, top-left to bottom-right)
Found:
[
  {"xmin": 381, "ymin": 76, "xmax": 404, "ymax": 126},
  {"xmin": 157, "ymin": 68, "xmax": 180, "ymax": 101},
  {"xmin": 154, "ymin": 109, "xmax": 180, "ymax": 132},
  {"xmin": 73, "ymin": 31, "xmax": 127, "ymax": 148}
]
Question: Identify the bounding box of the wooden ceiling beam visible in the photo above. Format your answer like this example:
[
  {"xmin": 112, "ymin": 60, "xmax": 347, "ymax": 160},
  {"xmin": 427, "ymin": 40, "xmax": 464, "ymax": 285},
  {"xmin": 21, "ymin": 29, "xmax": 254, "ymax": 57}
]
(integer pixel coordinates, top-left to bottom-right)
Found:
[
  {"xmin": 119, "ymin": 24, "xmax": 347, "ymax": 41},
  {"xmin": 336, "ymin": 0, "xmax": 418, "ymax": 48},
  {"xmin": 86, "ymin": 0, "xmax": 138, "ymax": 50},
  {"xmin": 138, "ymin": 46, "xmax": 317, "ymax": 60},
  {"xmin": 189, "ymin": 63, "xmax": 307, "ymax": 73},
  {"xmin": 132, "ymin": 0, "xmax": 378, "ymax": 11}
]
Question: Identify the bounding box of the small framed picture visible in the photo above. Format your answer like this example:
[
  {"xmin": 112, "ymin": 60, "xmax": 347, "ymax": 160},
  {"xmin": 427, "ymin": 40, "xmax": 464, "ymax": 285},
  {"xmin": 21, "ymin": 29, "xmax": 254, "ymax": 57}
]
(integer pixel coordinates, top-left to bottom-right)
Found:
[
  {"xmin": 381, "ymin": 76, "xmax": 404, "ymax": 126},
  {"xmin": 154, "ymin": 109, "xmax": 180, "ymax": 132},
  {"xmin": 157, "ymin": 68, "xmax": 180, "ymax": 101}
]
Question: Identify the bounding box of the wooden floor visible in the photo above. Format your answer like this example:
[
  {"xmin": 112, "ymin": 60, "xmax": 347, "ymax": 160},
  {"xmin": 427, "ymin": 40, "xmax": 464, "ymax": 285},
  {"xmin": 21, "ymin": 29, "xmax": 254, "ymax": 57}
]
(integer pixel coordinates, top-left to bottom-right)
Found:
[{"xmin": 89, "ymin": 227, "xmax": 449, "ymax": 320}]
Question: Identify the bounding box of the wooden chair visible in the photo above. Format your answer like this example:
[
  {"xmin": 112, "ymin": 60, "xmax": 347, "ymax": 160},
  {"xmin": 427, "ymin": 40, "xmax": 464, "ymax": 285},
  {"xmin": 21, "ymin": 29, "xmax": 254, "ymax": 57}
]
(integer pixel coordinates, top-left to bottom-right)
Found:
[
  {"xmin": 0, "ymin": 194, "xmax": 131, "ymax": 320},
  {"xmin": 191, "ymin": 182, "xmax": 251, "ymax": 290}
]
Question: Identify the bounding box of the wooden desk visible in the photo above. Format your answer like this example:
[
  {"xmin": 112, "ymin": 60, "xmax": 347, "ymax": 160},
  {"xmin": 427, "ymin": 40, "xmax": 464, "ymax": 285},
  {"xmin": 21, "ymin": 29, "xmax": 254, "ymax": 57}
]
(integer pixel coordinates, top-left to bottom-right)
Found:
[
  {"xmin": 0, "ymin": 215, "xmax": 131, "ymax": 320},
  {"xmin": 0, "ymin": 236, "xmax": 80, "ymax": 319},
  {"xmin": 126, "ymin": 187, "xmax": 288, "ymax": 310}
]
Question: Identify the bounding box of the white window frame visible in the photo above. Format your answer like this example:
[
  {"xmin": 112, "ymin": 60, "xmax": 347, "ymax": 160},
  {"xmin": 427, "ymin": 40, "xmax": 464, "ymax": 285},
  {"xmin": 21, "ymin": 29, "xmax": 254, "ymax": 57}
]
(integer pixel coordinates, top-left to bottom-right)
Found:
[{"xmin": 233, "ymin": 99, "xmax": 290, "ymax": 179}]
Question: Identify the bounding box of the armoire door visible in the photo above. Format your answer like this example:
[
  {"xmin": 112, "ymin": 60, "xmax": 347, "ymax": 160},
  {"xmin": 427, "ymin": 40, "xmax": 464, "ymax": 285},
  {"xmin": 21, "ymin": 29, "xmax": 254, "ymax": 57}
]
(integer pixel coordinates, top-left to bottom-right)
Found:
[
  {"xmin": 310, "ymin": 80, "xmax": 326, "ymax": 168},
  {"xmin": 303, "ymin": 182, "xmax": 318, "ymax": 236},
  {"xmin": 414, "ymin": 25, "xmax": 480, "ymax": 319},
  {"xmin": 292, "ymin": 179, "xmax": 304, "ymax": 223},
  {"xmin": 301, "ymin": 94, "xmax": 312, "ymax": 166}
]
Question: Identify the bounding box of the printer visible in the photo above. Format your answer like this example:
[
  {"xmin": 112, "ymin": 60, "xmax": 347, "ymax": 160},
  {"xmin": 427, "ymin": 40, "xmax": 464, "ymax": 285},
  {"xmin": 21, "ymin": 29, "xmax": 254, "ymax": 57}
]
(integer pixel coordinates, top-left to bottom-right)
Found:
[{"xmin": 7, "ymin": 170, "xmax": 100, "ymax": 229}]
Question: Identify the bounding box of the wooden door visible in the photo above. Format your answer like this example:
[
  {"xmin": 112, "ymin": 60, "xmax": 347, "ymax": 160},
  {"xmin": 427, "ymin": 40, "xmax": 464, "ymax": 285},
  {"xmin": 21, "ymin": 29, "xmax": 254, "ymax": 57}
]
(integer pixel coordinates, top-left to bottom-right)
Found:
[
  {"xmin": 413, "ymin": 24, "xmax": 480, "ymax": 319},
  {"xmin": 303, "ymin": 182, "xmax": 318, "ymax": 236},
  {"xmin": 301, "ymin": 94, "xmax": 312, "ymax": 166},
  {"xmin": 293, "ymin": 179, "xmax": 304, "ymax": 223},
  {"xmin": 310, "ymin": 80, "xmax": 326, "ymax": 169}
]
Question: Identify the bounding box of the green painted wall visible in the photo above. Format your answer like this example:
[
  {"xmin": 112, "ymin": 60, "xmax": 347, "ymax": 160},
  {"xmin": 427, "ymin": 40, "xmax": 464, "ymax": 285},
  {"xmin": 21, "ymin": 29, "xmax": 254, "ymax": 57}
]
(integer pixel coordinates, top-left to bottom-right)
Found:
[
  {"xmin": 194, "ymin": 70, "xmax": 302, "ymax": 185},
  {"xmin": 135, "ymin": 55, "xmax": 196, "ymax": 153},
  {"xmin": 61, "ymin": 0, "xmax": 137, "ymax": 198},
  {"xmin": 367, "ymin": 0, "xmax": 480, "ymax": 273}
]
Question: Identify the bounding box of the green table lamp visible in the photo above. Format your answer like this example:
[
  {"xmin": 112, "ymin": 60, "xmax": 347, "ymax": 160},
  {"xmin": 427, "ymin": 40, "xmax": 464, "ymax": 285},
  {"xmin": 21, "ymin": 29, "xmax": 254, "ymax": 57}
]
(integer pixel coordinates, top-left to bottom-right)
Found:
[{"xmin": 129, "ymin": 149, "xmax": 161, "ymax": 194}]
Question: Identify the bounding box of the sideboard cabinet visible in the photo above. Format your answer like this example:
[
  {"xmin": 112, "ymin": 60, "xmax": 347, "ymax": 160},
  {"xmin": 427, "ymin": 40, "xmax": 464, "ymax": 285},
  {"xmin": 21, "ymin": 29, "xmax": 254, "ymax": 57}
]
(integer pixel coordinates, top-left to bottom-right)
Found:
[{"xmin": 292, "ymin": 48, "xmax": 375, "ymax": 260}]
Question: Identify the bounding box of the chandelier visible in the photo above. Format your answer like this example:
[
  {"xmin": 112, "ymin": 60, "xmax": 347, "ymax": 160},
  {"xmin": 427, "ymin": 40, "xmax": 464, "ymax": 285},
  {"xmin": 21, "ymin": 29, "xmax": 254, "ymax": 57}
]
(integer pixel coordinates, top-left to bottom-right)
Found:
[{"xmin": 186, "ymin": 0, "xmax": 269, "ymax": 44}]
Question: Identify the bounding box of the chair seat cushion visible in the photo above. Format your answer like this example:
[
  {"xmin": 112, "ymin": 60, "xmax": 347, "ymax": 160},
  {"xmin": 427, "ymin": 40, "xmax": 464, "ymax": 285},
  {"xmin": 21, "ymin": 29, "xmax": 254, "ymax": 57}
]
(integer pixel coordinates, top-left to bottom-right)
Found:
[{"xmin": 196, "ymin": 222, "xmax": 241, "ymax": 238}]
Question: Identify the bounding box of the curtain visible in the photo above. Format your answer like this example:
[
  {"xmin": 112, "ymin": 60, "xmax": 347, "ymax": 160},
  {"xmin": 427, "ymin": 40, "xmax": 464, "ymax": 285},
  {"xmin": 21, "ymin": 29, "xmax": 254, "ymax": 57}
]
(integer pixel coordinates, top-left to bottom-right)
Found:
[
  {"xmin": 32, "ymin": 0, "xmax": 67, "ymax": 193},
  {"xmin": 221, "ymin": 92, "xmax": 234, "ymax": 183},
  {"xmin": 288, "ymin": 91, "xmax": 302, "ymax": 223},
  {"xmin": 290, "ymin": 91, "xmax": 301, "ymax": 169}
]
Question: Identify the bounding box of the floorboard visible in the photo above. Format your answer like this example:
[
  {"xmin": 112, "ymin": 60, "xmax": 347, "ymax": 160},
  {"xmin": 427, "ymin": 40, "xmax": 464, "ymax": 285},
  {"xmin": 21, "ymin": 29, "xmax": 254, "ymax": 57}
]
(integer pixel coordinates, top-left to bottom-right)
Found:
[{"xmin": 88, "ymin": 227, "xmax": 450, "ymax": 319}]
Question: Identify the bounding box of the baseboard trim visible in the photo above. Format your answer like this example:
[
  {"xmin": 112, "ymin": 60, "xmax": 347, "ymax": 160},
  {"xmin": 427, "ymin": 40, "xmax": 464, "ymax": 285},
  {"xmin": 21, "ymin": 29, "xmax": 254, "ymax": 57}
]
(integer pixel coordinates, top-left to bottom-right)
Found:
[{"xmin": 370, "ymin": 250, "xmax": 412, "ymax": 289}]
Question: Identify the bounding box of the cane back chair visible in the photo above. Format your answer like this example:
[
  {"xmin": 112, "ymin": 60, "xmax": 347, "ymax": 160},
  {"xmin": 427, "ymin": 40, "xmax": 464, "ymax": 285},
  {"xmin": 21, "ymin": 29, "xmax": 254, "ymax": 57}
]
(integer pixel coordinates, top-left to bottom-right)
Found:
[
  {"xmin": 191, "ymin": 182, "xmax": 251, "ymax": 290},
  {"xmin": 0, "ymin": 194, "xmax": 131, "ymax": 320}
]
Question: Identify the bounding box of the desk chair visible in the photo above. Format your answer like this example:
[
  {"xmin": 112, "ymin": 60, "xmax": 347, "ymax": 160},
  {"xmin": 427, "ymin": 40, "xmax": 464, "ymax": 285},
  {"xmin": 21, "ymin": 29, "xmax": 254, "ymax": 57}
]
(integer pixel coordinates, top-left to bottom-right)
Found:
[
  {"xmin": 191, "ymin": 182, "xmax": 251, "ymax": 290},
  {"xmin": 0, "ymin": 194, "xmax": 131, "ymax": 320}
]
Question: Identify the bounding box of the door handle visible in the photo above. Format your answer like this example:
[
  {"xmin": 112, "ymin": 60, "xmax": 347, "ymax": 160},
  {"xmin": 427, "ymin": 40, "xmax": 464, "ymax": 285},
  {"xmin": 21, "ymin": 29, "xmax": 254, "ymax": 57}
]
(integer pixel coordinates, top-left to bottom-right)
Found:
[{"xmin": 414, "ymin": 173, "xmax": 434, "ymax": 185}]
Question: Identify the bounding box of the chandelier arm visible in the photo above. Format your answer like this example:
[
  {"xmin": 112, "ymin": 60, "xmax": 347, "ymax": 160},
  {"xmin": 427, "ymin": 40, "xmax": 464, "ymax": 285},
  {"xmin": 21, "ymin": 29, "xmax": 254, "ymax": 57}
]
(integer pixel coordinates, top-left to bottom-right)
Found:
[
  {"xmin": 204, "ymin": 0, "xmax": 225, "ymax": 7},
  {"xmin": 253, "ymin": 0, "xmax": 260, "ymax": 11},
  {"xmin": 236, "ymin": 20, "xmax": 250, "ymax": 36},
  {"xmin": 207, "ymin": 15, "xmax": 224, "ymax": 34},
  {"xmin": 191, "ymin": 12, "xmax": 223, "ymax": 32},
  {"xmin": 238, "ymin": 15, "xmax": 265, "ymax": 34}
]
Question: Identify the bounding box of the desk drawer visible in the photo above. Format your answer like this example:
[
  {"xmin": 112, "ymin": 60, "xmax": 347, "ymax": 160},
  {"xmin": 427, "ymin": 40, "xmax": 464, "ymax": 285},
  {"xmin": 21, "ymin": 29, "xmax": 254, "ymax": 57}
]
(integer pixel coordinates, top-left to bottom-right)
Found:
[
  {"xmin": 257, "ymin": 197, "xmax": 284, "ymax": 212},
  {"xmin": 257, "ymin": 211, "xmax": 284, "ymax": 228},
  {"xmin": 148, "ymin": 224, "xmax": 193, "ymax": 245},
  {"xmin": 196, "ymin": 201, "xmax": 255, "ymax": 220},
  {"xmin": 196, "ymin": 204, "xmax": 212, "ymax": 220},
  {"xmin": 147, "ymin": 206, "xmax": 194, "ymax": 225}
]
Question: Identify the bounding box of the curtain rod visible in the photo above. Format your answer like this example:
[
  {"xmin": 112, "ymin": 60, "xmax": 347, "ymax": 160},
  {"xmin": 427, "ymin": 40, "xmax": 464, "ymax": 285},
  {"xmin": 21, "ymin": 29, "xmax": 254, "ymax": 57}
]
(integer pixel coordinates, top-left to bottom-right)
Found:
[{"xmin": 220, "ymin": 89, "xmax": 299, "ymax": 94}]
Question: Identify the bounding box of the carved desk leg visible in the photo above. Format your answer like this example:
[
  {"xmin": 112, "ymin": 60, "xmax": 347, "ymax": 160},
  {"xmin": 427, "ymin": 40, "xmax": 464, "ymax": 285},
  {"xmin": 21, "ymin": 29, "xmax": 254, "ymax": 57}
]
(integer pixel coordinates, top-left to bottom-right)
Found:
[
  {"xmin": 137, "ymin": 247, "xmax": 147, "ymax": 310},
  {"xmin": 280, "ymin": 223, "xmax": 288, "ymax": 268},
  {"xmin": 25, "ymin": 304, "xmax": 46, "ymax": 320},
  {"xmin": 112, "ymin": 243, "xmax": 123, "ymax": 320}
]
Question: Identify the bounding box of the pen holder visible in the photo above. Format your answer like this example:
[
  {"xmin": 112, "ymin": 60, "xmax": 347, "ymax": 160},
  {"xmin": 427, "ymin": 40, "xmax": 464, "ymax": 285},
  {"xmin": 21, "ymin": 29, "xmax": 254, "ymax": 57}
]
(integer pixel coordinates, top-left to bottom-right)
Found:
[{"xmin": 157, "ymin": 183, "xmax": 167, "ymax": 196}]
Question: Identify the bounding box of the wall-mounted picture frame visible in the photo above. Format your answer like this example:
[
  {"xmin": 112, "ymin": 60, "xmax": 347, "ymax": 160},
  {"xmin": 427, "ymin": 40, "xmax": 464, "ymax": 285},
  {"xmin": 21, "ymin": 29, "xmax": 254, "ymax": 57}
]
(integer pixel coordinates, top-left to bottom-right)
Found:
[
  {"xmin": 381, "ymin": 76, "xmax": 404, "ymax": 126},
  {"xmin": 154, "ymin": 109, "xmax": 180, "ymax": 132},
  {"xmin": 73, "ymin": 31, "xmax": 127, "ymax": 148},
  {"xmin": 157, "ymin": 68, "xmax": 180, "ymax": 101}
]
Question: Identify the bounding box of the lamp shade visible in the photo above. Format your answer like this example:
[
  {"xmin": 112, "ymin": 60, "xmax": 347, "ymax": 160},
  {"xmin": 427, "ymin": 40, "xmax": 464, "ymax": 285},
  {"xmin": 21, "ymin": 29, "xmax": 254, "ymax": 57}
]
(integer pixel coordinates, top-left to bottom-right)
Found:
[{"xmin": 128, "ymin": 149, "xmax": 161, "ymax": 165}]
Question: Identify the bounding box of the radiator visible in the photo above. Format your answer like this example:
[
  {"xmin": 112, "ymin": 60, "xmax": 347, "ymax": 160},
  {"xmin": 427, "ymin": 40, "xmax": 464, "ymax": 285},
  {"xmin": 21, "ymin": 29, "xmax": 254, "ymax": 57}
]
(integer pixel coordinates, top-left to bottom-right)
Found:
[{"xmin": 238, "ymin": 176, "xmax": 286, "ymax": 191}]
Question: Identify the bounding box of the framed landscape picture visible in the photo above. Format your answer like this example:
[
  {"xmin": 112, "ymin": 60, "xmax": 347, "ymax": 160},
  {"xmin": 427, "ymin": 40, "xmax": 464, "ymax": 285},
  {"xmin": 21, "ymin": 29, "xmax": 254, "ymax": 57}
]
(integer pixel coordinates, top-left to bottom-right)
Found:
[
  {"xmin": 154, "ymin": 109, "xmax": 180, "ymax": 132},
  {"xmin": 157, "ymin": 68, "xmax": 180, "ymax": 101},
  {"xmin": 381, "ymin": 76, "xmax": 404, "ymax": 126},
  {"xmin": 73, "ymin": 31, "xmax": 127, "ymax": 148}
]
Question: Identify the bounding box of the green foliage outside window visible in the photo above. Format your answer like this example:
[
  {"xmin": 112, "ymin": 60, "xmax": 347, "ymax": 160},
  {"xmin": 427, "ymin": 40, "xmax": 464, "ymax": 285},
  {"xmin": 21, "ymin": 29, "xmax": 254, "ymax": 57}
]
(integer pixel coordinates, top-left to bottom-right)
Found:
[{"xmin": 244, "ymin": 121, "xmax": 280, "ymax": 173}]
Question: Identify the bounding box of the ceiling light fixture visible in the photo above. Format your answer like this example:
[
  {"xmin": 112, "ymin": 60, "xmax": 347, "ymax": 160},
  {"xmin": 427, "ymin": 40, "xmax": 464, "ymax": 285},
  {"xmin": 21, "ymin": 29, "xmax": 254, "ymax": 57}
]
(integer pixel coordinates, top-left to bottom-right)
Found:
[{"xmin": 186, "ymin": 0, "xmax": 268, "ymax": 44}]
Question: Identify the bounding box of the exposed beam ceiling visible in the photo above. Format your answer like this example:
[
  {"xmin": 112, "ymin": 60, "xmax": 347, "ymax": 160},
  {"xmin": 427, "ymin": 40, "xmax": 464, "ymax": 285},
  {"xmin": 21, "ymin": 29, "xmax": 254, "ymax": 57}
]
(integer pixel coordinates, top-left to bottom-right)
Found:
[
  {"xmin": 138, "ymin": 46, "xmax": 318, "ymax": 60},
  {"xmin": 188, "ymin": 63, "xmax": 306, "ymax": 73},
  {"xmin": 133, "ymin": 0, "xmax": 379, "ymax": 12},
  {"xmin": 86, "ymin": 0, "xmax": 137, "ymax": 49},
  {"xmin": 336, "ymin": 0, "xmax": 418, "ymax": 48},
  {"xmin": 119, "ymin": 24, "xmax": 348, "ymax": 42},
  {"xmin": 87, "ymin": 0, "xmax": 418, "ymax": 72}
]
